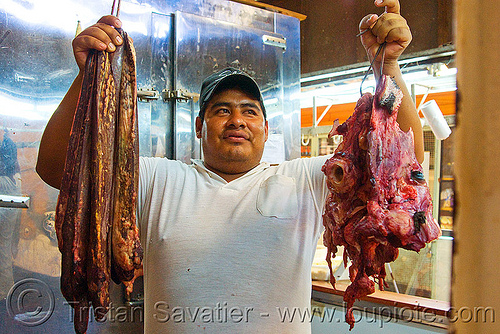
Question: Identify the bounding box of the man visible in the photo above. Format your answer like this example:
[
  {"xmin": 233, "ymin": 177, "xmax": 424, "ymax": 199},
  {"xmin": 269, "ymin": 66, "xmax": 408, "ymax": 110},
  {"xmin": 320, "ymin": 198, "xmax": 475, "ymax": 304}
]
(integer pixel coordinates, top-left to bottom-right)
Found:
[
  {"xmin": 0, "ymin": 129, "xmax": 21, "ymax": 299},
  {"xmin": 36, "ymin": 0, "xmax": 423, "ymax": 332}
]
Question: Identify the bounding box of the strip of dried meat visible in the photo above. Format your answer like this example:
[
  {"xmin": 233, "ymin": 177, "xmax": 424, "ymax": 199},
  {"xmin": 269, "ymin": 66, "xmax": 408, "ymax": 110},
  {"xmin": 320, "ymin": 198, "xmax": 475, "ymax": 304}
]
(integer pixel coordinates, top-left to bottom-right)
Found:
[
  {"xmin": 86, "ymin": 45, "xmax": 116, "ymax": 320},
  {"xmin": 322, "ymin": 75, "xmax": 441, "ymax": 330},
  {"xmin": 55, "ymin": 28, "xmax": 142, "ymax": 334},
  {"xmin": 110, "ymin": 28, "xmax": 143, "ymax": 293},
  {"xmin": 56, "ymin": 49, "xmax": 95, "ymax": 333}
]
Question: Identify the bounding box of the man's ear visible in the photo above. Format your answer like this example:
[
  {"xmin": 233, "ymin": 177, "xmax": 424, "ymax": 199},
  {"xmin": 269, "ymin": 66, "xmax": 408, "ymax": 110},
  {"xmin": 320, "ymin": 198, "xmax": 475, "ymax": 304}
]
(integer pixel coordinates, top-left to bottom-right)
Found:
[
  {"xmin": 195, "ymin": 116, "xmax": 203, "ymax": 138},
  {"xmin": 264, "ymin": 120, "xmax": 269, "ymax": 142}
]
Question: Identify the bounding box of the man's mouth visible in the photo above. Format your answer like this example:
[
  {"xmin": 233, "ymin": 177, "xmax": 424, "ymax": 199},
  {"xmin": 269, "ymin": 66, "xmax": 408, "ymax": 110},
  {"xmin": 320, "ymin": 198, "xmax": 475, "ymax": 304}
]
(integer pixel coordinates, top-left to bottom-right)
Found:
[{"xmin": 223, "ymin": 131, "xmax": 249, "ymax": 142}]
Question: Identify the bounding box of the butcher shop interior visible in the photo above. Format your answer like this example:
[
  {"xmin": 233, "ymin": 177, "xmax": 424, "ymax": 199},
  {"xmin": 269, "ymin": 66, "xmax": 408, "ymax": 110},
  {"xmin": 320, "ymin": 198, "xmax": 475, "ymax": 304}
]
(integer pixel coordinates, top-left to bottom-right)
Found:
[{"xmin": 0, "ymin": 0, "xmax": 498, "ymax": 333}]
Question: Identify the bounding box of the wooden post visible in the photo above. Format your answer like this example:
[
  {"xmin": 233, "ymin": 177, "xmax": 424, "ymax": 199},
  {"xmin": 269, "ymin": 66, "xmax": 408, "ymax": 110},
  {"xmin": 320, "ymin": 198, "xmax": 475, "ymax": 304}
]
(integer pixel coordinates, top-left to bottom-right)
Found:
[{"xmin": 452, "ymin": 0, "xmax": 500, "ymax": 332}]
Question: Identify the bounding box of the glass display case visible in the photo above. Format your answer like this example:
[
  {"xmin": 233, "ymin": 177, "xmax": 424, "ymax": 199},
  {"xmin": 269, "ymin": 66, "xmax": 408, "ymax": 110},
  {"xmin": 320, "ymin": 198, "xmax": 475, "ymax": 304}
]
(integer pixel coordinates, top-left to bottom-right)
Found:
[{"xmin": 438, "ymin": 127, "xmax": 455, "ymax": 232}]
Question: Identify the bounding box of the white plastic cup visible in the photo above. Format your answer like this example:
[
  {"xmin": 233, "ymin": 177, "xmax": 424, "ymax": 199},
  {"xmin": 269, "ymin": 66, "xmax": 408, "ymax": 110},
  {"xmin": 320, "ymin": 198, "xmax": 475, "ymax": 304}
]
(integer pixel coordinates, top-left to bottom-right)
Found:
[{"xmin": 420, "ymin": 100, "xmax": 452, "ymax": 140}]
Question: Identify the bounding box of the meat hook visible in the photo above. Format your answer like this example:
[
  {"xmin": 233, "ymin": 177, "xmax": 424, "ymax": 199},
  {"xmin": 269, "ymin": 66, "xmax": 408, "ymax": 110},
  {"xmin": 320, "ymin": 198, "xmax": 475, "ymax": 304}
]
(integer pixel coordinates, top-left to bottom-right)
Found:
[
  {"xmin": 111, "ymin": 0, "xmax": 121, "ymax": 18},
  {"xmin": 356, "ymin": 28, "xmax": 370, "ymax": 38},
  {"xmin": 359, "ymin": 42, "xmax": 386, "ymax": 96}
]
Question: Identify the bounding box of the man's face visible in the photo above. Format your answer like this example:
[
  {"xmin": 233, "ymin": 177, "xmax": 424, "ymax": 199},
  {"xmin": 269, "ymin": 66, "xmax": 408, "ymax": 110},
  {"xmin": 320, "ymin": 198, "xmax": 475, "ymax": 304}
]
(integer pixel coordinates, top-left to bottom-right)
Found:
[{"xmin": 195, "ymin": 87, "xmax": 268, "ymax": 176}]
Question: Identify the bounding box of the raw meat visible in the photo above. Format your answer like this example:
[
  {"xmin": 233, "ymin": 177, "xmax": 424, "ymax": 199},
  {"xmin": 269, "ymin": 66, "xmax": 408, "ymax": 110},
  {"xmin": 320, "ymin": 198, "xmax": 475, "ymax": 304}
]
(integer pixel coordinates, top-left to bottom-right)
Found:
[
  {"xmin": 321, "ymin": 75, "xmax": 441, "ymax": 330},
  {"xmin": 55, "ymin": 28, "xmax": 142, "ymax": 334}
]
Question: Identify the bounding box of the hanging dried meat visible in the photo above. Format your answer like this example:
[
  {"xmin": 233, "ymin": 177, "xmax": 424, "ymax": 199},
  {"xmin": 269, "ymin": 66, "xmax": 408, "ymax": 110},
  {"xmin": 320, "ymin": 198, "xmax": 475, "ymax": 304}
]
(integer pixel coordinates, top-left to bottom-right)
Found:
[
  {"xmin": 321, "ymin": 75, "xmax": 441, "ymax": 330},
  {"xmin": 110, "ymin": 28, "xmax": 143, "ymax": 294},
  {"xmin": 55, "ymin": 28, "xmax": 142, "ymax": 334}
]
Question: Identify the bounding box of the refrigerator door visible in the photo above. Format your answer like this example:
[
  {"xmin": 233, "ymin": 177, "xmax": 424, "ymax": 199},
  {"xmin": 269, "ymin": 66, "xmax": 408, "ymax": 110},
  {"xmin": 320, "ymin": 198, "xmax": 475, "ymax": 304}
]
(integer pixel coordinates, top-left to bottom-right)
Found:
[
  {"xmin": 148, "ymin": 12, "xmax": 175, "ymax": 159},
  {"xmin": 174, "ymin": 11, "xmax": 286, "ymax": 163}
]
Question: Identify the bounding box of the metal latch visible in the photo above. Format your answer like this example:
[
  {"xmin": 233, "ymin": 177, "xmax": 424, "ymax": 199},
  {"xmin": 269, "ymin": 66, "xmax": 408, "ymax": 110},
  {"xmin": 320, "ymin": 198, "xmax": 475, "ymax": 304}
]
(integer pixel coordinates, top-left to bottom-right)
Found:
[
  {"xmin": 0, "ymin": 195, "xmax": 30, "ymax": 208},
  {"xmin": 263, "ymin": 35, "xmax": 287, "ymax": 51},
  {"xmin": 137, "ymin": 88, "xmax": 160, "ymax": 102},
  {"xmin": 162, "ymin": 89, "xmax": 199, "ymax": 103}
]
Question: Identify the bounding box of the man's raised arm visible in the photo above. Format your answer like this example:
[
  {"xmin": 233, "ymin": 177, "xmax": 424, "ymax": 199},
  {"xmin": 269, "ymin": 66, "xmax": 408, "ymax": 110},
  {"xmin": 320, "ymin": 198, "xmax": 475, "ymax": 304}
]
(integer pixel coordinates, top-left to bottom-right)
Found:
[{"xmin": 359, "ymin": 0, "xmax": 424, "ymax": 163}]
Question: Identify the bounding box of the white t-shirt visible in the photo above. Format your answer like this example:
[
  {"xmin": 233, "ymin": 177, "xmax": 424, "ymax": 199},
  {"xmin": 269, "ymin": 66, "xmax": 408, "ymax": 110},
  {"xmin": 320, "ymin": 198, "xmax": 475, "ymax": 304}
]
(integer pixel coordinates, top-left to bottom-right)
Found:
[{"xmin": 138, "ymin": 156, "xmax": 329, "ymax": 333}]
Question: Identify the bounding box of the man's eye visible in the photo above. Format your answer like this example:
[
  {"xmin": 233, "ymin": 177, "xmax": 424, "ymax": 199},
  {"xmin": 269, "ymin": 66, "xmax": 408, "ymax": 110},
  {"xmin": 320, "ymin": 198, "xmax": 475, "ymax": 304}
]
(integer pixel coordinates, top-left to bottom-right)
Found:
[
  {"xmin": 217, "ymin": 108, "xmax": 230, "ymax": 114},
  {"xmin": 245, "ymin": 109, "xmax": 257, "ymax": 115}
]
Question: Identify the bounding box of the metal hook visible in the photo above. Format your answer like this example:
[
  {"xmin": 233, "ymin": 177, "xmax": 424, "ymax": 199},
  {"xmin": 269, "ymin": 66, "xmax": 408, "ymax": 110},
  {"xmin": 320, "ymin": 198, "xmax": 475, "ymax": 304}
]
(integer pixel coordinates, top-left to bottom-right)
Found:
[
  {"xmin": 111, "ymin": 0, "xmax": 121, "ymax": 18},
  {"xmin": 356, "ymin": 28, "xmax": 370, "ymax": 38},
  {"xmin": 359, "ymin": 42, "xmax": 386, "ymax": 96}
]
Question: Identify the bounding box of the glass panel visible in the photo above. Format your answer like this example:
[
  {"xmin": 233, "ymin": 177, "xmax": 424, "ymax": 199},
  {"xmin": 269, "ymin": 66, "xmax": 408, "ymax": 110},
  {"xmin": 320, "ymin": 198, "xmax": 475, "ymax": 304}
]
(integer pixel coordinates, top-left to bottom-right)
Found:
[{"xmin": 438, "ymin": 128, "xmax": 455, "ymax": 232}]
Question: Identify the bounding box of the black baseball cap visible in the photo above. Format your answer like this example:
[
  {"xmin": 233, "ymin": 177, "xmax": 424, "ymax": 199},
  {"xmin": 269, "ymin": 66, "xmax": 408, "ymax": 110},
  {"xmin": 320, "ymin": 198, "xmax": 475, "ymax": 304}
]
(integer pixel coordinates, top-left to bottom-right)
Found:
[{"xmin": 198, "ymin": 67, "xmax": 267, "ymax": 121}]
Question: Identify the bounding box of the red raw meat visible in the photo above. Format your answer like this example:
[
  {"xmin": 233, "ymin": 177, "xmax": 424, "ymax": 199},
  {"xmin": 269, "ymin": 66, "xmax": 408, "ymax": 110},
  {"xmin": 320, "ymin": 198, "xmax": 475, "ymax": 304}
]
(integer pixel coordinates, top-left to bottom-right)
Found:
[{"xmin": 321, "ymin": 75, "xmax": 441, "ymax": 330}]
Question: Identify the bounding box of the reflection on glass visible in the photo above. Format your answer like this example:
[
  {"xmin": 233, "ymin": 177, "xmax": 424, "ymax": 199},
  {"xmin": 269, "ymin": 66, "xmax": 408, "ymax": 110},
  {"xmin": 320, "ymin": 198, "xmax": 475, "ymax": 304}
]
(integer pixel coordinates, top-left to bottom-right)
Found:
[{"xmin": 0, "ymin": 129, "xmax": 21, "ymax": 298}]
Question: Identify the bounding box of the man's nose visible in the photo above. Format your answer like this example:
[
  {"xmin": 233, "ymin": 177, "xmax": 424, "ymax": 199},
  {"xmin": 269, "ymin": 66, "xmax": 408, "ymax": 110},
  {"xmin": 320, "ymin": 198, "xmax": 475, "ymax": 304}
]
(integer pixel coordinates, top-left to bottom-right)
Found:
[{"xmin": 227, "ymin": 110, "xmax": 246, "ymax": 128}]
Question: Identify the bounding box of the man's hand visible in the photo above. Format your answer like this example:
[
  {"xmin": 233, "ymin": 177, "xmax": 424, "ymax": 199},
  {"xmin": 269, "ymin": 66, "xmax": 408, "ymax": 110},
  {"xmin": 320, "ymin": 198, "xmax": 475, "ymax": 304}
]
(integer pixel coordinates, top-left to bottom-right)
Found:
[
  {"xmin": 359, "ymin": 0, "xmax": 411, "ymax": 71},
  {"xmin": 73, "ymin": 16, "xmax": 123, "ymax": 71}
]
